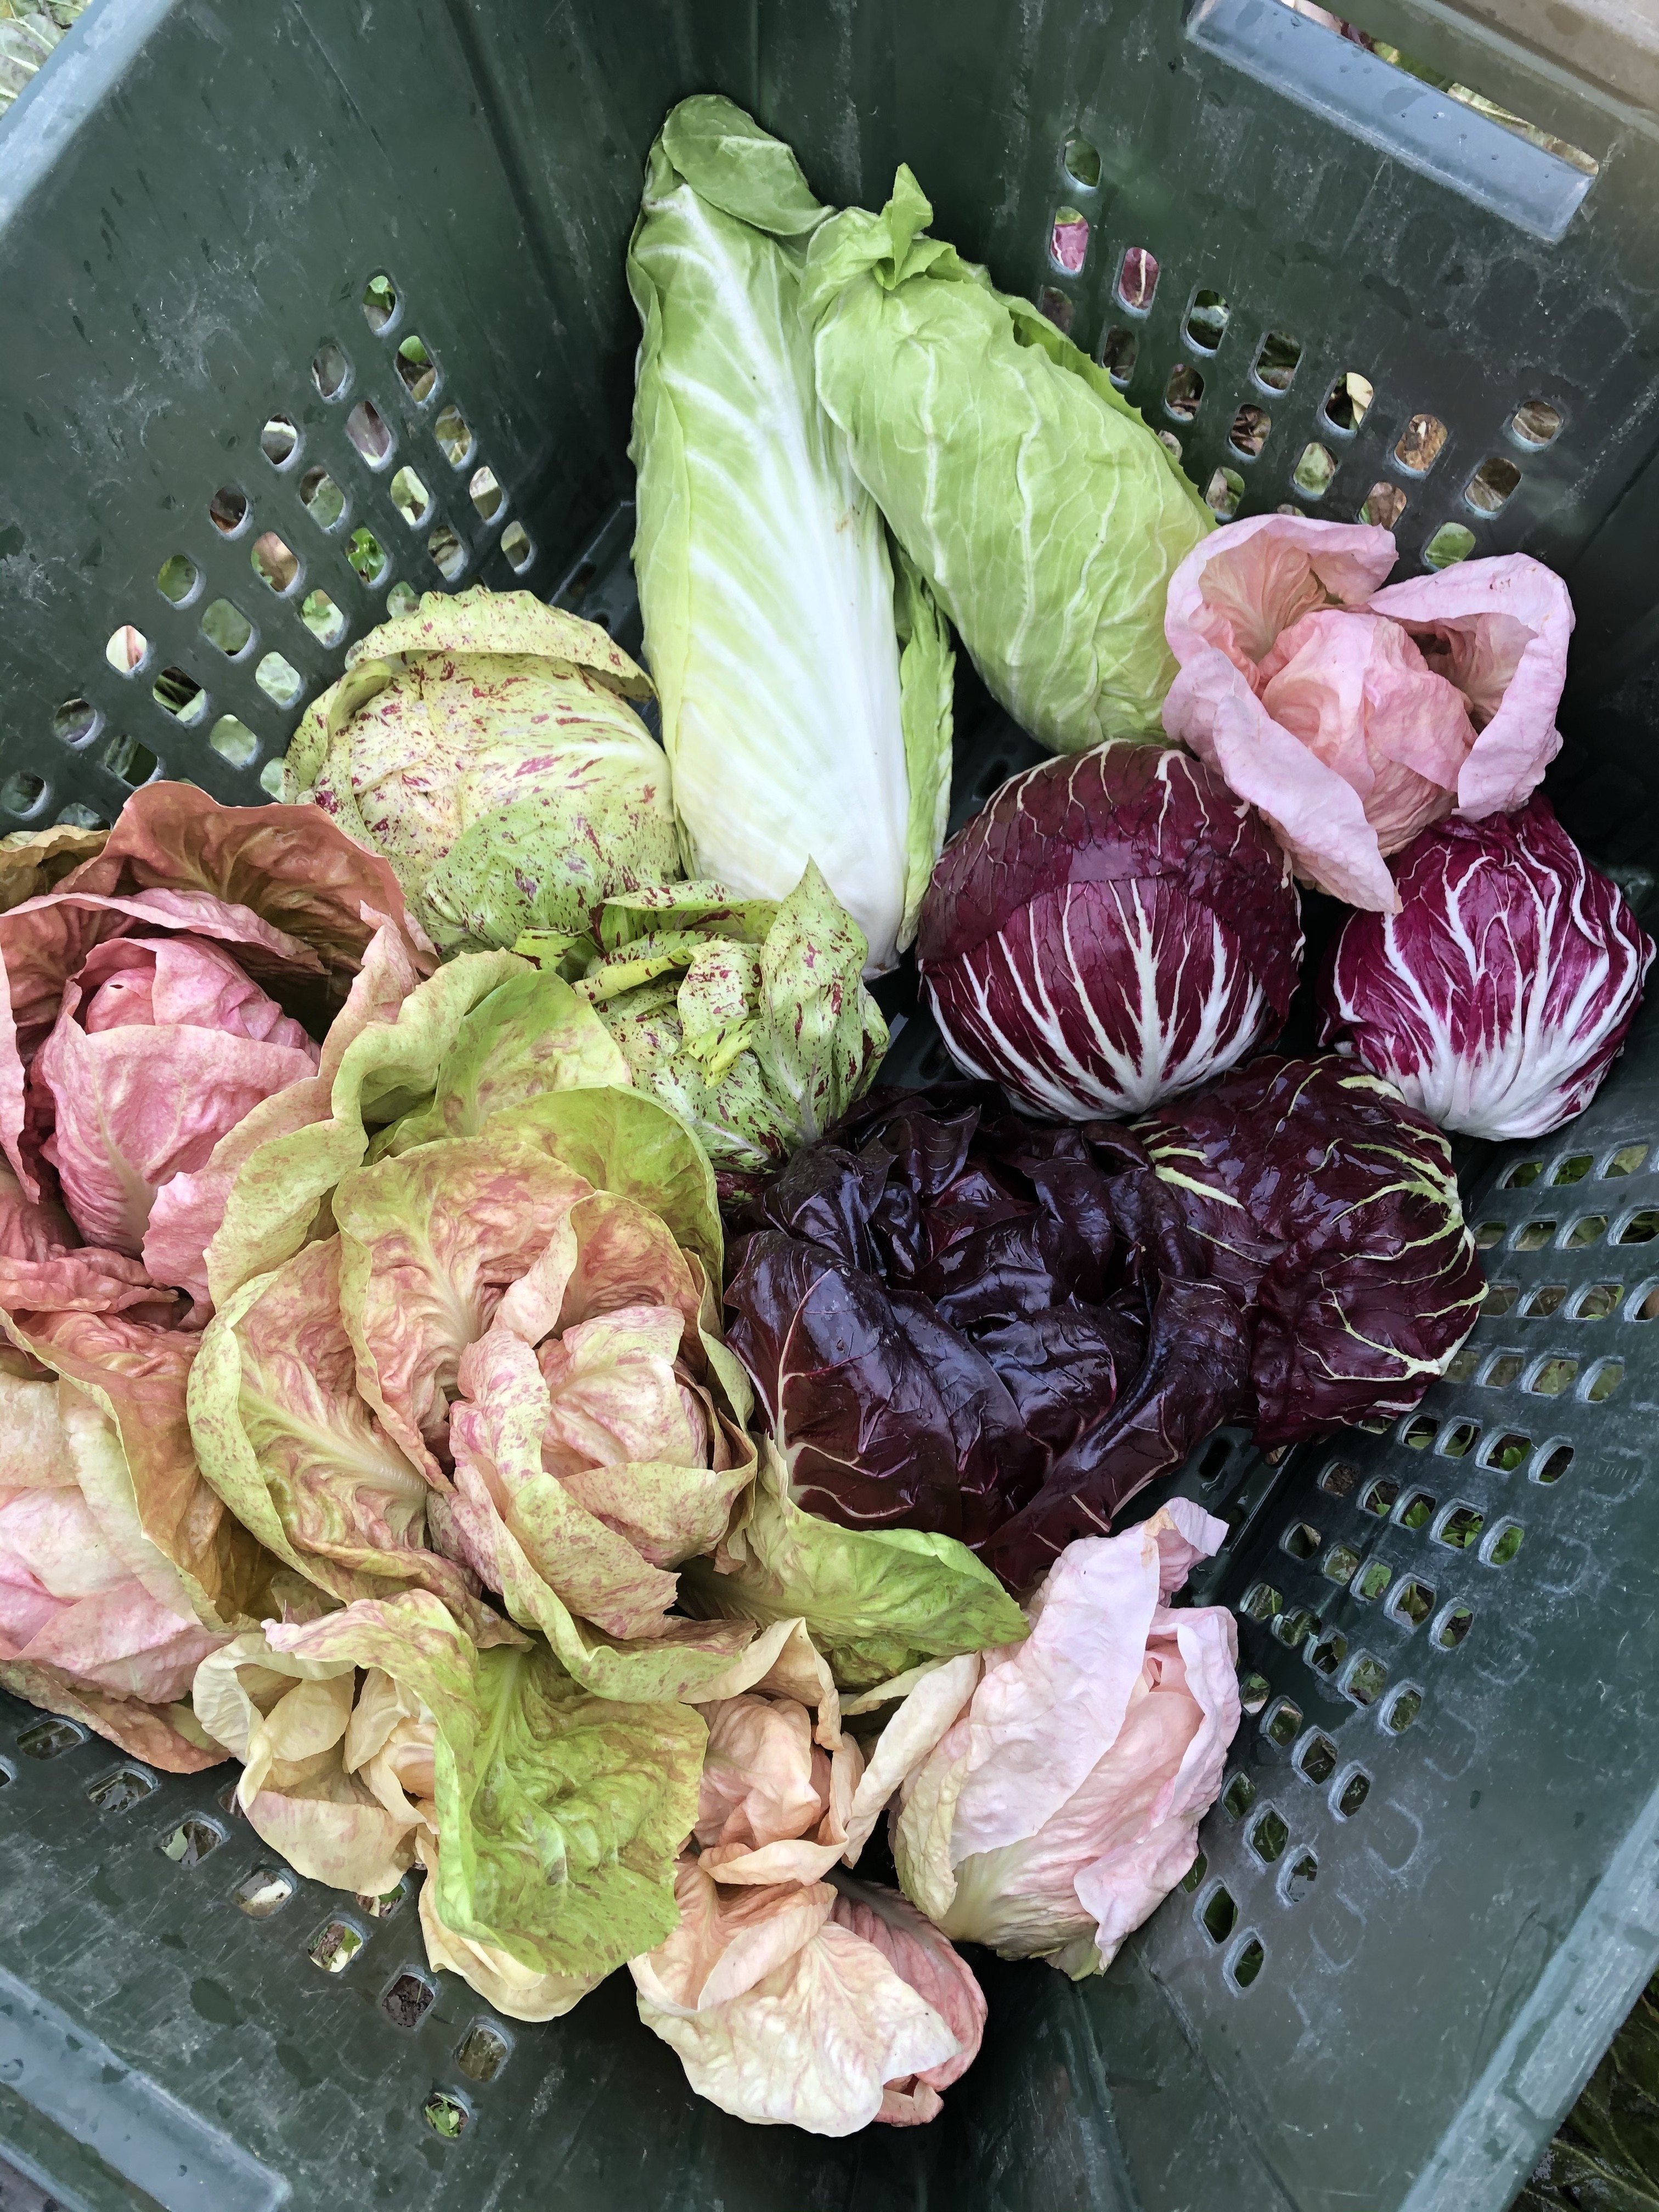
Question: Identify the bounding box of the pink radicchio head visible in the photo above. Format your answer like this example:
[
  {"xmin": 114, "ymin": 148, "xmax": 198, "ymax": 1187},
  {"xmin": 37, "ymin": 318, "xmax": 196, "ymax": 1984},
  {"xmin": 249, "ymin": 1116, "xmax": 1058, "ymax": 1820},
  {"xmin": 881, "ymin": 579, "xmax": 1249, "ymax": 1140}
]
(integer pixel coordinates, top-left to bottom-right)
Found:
[
  {"xmin": 0, "ymin": 781, "xmax": 429, "ymax": 1311},
  {"xmin": 1317, "ymin": 797, "xmax": 1655, "ymax": 1141},
  {"xmin": 916, "ymin": 742, "xmax": 1302, "ymax": 1118},
  {"xmin": 891, "ymin": 1500, "xmax": 1239, "ymax": 1977},
  {"xmin": 1160, "ymin": 514, "xmax": 1571, "ymax": 912}
]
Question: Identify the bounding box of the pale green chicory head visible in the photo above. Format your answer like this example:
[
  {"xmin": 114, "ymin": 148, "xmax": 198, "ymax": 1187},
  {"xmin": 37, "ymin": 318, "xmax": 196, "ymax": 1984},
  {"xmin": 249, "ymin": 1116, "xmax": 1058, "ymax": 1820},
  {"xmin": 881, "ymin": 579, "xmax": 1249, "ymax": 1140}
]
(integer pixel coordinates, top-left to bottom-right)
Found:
[
  {"xmin": 629, "ymin": 96, "xmax": 953, "ymax": 974},
  {"xmin": 799, "ymin": 164, "xmax": 1213, "ymax": 752},
  {"xmin": 284, "ymin": 585, "xmax": 682, "ymax": 952}
]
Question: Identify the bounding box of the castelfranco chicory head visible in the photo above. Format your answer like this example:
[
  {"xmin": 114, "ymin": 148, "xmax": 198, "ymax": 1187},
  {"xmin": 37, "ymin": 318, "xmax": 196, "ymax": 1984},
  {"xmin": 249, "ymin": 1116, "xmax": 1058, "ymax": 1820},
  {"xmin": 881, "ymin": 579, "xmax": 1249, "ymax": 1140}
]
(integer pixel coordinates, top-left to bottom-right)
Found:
[
  {"xmin": 1318, "ymin": 797, "xmax": 1654, "ymax": 1140},
  {"xmin": 1138, "ymin": 1056, "xmax": 1485, "ymax": 1442},
  {"xmin": 285, "ymin": 587, "xmax": 682, "ymax": 952},
  {"xmin": 918, "ymin": 742, "xmax": 1302, "ymax": 1118}
]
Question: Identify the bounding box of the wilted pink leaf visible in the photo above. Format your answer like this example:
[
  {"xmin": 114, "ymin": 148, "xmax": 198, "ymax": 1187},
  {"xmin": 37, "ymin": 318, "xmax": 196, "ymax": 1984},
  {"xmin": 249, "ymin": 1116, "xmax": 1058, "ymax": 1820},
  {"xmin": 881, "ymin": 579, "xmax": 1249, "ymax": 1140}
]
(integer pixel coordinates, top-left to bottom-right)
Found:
[{"xmin": 1163, "ymin": 514, "xmax": 1571, "ymax": 911}]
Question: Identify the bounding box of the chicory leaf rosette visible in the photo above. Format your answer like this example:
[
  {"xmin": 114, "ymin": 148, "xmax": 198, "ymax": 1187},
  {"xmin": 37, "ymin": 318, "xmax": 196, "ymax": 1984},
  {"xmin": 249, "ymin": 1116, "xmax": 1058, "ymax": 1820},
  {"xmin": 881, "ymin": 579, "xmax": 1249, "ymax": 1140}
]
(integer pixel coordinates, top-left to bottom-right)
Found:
[
  {"xmin": 1136, "ymin": 1055, "xmax": 1486, "ymax": 1443},
  {"xmin": 0, "ymin": 783, "xmax": 433, "ymax": 1765},
  {"xmin": 722, "ymin": 1085, "xmax": 1253, "ymax": 1595},
  {"xmin": 186, "ymin": 954, "xmax": 849, "ymax": 1701},
  {"xmin": 194, "ymin": 1592, "xmax": 705, "ymax": 2014},
  {"xmin": 518, "ymin": 863, "xmax": 890, "ymax": 1204}
]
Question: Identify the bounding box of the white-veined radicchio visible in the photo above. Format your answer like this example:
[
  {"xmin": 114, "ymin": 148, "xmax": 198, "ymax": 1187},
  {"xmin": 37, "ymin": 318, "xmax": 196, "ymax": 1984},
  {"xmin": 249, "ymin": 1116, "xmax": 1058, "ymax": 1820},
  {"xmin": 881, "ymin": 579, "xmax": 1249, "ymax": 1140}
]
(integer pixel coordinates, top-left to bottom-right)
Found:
[
  {"xmin": 916, "ymin": 743, "xmax": 1301, "ymax": 1119},
  {"xmin": 1136, "ymin": 1056, "xmax": 1485, "ymax": 1444},
  {"xmin": 1317, "ymin": 797, "xmax": 1654, "ymax": 1140}
]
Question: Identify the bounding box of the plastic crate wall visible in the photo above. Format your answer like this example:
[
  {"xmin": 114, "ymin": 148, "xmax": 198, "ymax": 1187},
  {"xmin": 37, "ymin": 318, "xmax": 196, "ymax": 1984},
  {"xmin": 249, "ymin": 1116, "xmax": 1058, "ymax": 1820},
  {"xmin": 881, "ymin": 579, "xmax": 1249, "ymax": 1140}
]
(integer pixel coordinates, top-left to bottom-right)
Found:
[{"xmin": 3, "ymin": 3, "xmax": 1659, "ymax": 2210}]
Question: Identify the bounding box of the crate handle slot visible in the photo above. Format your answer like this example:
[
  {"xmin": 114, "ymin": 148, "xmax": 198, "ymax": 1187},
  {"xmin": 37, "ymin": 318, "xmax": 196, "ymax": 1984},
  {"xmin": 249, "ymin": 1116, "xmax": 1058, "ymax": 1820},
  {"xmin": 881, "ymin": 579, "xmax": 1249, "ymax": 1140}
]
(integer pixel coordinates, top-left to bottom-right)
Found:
[{"xmin": 1183, "ymin": 0, "xmax": 1595, "ymax": 243}]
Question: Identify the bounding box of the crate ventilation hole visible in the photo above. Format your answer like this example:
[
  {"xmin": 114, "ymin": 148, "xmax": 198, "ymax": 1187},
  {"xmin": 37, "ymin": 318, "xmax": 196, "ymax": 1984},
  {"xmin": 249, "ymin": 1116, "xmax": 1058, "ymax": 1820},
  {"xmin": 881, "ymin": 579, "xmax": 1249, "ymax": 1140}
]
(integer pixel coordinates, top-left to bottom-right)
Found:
[
  {"xmin": 1, "ymin": 1709, "xmax": 521, "ymax": 2144},
  {"xmin": 12, "ymin": 270, "xmax": 537, "ymax": 832},
  {"xmin": 1037, "ymin": 133, "xmax": 1564, "ymax": 568},
  {"xmin": 1212, "ymin": 1127, "xmax": 1649, "ymax": 1997}
]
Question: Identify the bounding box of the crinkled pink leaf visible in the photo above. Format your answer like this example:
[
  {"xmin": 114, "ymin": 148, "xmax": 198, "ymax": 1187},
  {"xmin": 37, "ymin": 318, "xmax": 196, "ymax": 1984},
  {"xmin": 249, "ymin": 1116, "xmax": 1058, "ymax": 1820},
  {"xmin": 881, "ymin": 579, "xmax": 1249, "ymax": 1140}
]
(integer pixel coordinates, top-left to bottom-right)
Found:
[
  {"xmin": 1256, "ymin": 610, "xmax": 1469, "ymax": 851},
  {"xmin": 196, "ymin": 1235, "xmax": 475, "ymax": 1623},
  {"xmin": 1163, "ymin": 648, "xmax": 1403, "ymax": 911},
  {"xmin": 62, "ymin": 782, "xmax": 430, "ymax": 990},
  {"xmin": 330, "ymin": 1136, "xmax": 592, "ymax": 1480},
  {"xmin": 1163, "ymin": 512, "xmax": 1398, "ymax": 673},
  {"xmin": 444, "ymin": 1459, "xmax": 772, "ymax": 1697},
  {"xmin": 77, "ymin": 934, "xmax": 315, "ymax": 1049},
  {"xmin": 1071, "ymin": 1606, "xmax": 1239, "ymax": 1965},
  {"xmin": 551, "ymin": 1452, "xmax": 749, "ymax": 1572},
  {"xmin": 950, "ymin": 1508, "xmax": 1215, "ymax": 1859},
  {"xmin": 938, "ymin": 1600, "xmax": 1237, "ymax": 1969},
  {"xmin": 0, "ymin": 1485, "xmax": 127, "ymax": 1602},
  {"xmin": 0, "ymin": 1378, "xmax": 227, "ymax": 1704},
  {"xmin": 449, "ymin": 1323, "xmax": 679, "ymax": 1637},
  {"xmin": 538, "ymin": 1302, "xmax": 704, "ymax": 1475},
  {"xmin": 1366, "ymin": 552, "xmax": 1570, "ymax": 819},
  {"xmin": 6, "ymin": 1577, "xmax": 223, "ymax": 1701},
  {"xmin": 144, "ymin": 918, "xmax": 422, "ymax": 1310},
  {"xmin": 0, "ymin": 1655, "xmax": 224, "ymax": 1772},
  {"xmin": 0, "ymin": 888, "xmax": 325, "ymax": 1200},
  {"xmin": 0, "ymin": 1160, "xmax": 167, "ymax": 1322},
  {"xmin": 556, "ymin": 1188, "xmax": 705, "ymax": 1339},
  {"xmin": 695, "ymin": 1694, "xmax": 829, "ymax": 1851},
  {"xmin": 697, "ymin": 1725, "xmax": 866, "ymax": 1887},
  {"xmin": 631, "ymin": 1857, "xmax": 838, "ymax": 2014},
  {"xmin": 9, "ymin": 1302, "xmax": 268, "ymax": 1628},
  {"xmin": 38, "ymin": 1002, "xmax": 317, "ymax": 1257},
  {"xmin": 828, "ymin": 1876, "xmax": 986, "ymax": 2104},
  {"xmin": 635, "ymin": 1899, "xmax": 960, "ymax": 2137}
]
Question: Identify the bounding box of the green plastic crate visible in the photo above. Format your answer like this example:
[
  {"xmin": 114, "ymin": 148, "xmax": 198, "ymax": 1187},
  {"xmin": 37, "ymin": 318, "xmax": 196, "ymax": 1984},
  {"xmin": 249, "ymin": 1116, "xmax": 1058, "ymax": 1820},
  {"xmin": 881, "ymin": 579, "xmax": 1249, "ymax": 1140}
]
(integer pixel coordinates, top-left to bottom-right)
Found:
[{"xmin": 3, "ymin": 1, "xmax": 1659, "ymax": 2206}]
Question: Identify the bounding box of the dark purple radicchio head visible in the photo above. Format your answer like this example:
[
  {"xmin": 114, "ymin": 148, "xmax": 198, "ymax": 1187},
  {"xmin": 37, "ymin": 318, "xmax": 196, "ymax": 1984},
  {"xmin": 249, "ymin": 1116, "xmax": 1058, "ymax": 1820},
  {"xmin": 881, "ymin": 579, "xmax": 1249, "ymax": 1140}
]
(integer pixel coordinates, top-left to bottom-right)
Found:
[
  {"xmin": 1136, "ymin": 1056, "xmax": 1486, "ymax": 1445},
  {"xmin": 916, "ymin": 742, "xmax": 1303, "ymax": 1119},
  {"xmin": 724, "ymin": 1086, "xmax": 1253, "ymax": 1592}
]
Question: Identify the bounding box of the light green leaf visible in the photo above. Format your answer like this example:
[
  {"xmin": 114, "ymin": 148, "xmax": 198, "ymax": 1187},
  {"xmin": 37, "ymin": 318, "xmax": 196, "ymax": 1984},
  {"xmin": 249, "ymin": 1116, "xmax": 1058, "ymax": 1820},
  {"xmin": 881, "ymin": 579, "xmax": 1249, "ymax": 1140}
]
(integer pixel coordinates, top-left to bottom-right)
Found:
[
  {"xmin": 682, "ymin": 1440, "xmax": 1026, "ymax": 1690},
  {"xmin": 800, "ymin": 163, "xmax": 1212, "ymax": 751},
  {"xmin": 381, "ymin": 964, "xmax": 629, "ymax": 1155},
  {"xmin": 487, "ymin": 1085, "xmax": 723, "ymax": 1288},
  {"xmin": 269, "ymin": 1593, "xmax": 706, "ymax": 1981},
  {"xmin": 893, "ymin": 538, "xmax": 956, "ymax": 946},
  {"xmin": 203, "ymin": 951, "xmax": 523, "ymax": 1310},
  {"xmin": 629, "ymin": 98, "xmax": 951, "ymax": 973}
]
